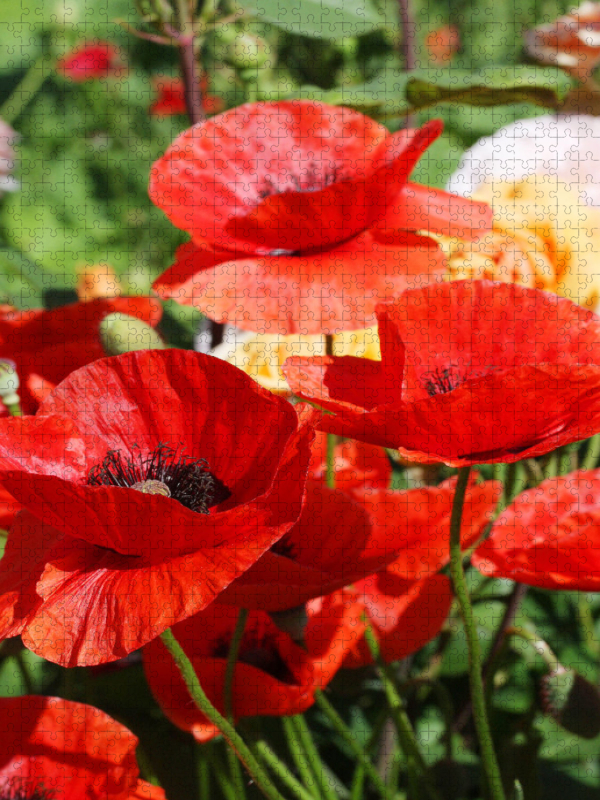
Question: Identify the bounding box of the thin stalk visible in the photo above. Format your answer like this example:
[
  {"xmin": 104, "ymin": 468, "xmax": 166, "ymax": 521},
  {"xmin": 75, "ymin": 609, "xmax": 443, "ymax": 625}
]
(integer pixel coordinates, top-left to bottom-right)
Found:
[
  {"xmin": 315, "ymin": 690, "xmax": 389, "ymax": 799},
  {"xmin": 197, "ymin": 748, "xmax": 211, "ymax": 800},
  {"xmin": 449, "ymin": 466, "xmax": 506, "ymax": 800},
  {"xmin": 453, "ymin": 582, "xmax": 528, "ymax": 734},
  {"xmin": 254, "ymin": 740, "xmax": 317, "ymax": 800},
  {"xmin": 0, "ymin": 53, "xmax": 53, "ymax": 125},
  {"xmin": 290, "ymin": 715, "xmax": 338, "ymax": 800},
  {"xmin": 583, "ymin": 434, "xmax": 600, "ymax": 471},
  {"xmin": 176, "ymin": 0, "xmax": 205, "ymax": 124},
  {"xmin": 223, "ymin": 608, "xmax": 249, "ymax": 799},
  {"xmin": 160, "ymin": 629, "xmax": 285, "ymax": 800},
  {"xmin": 282, "ymin": 716, "xmax": 319, "ymax": 797},
  {"xmin": 14, "ymin": 652, "xmax": 34, "ymax": 694},
  {"xmin": 326, "ymin": 434, "xmax": 336, "ymax": 489},
  {"xmin": 397, "ymin": 0, "xmax": 416, "ymax": 70},
  {"xmin": 363, "ymin": 626, "xmax": 442, "ymax": 800},
  {"xmin": 577, "ymin": 593, "xmax": 600, "ymax": 659}
]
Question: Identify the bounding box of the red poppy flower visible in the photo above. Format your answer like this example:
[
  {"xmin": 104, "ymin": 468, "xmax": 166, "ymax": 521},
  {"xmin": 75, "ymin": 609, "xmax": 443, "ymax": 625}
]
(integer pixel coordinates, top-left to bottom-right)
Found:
[
  {"xmin": 221, "ymin": 471, "xmax": 498, "ymax": 611},
  {"xmin": 0, "ymin": 695, "xmax": 163, "ymax": 799},
  {"xmin": 0, "ymin": 349, "xmax": 314, "ymax": 665},
  {"xmin": 472, "ymin": 469, "xmax": 600, "ymax": 591},
  {"xmin": 0, "ymin": 486, "xmax": 20, "ymax": 531},
  {"xmin": 0, "ymin": 296, "xmax": 162, "ymax": 414},
  {"xmin": 308, "ymin": 430, "xmax": 391, "ymax": 491},
  {"xmin": 426, "ymin": 25, "xmax": 461, "ymax": 64},
  {"xmin": 143, "ymin": 595, "xmax": 364, "ymax": 741},
  {"xmin": 149, "ymin": 101, "xmax": 491, "ymax": 334},
  {"xmin": 344, "ymin": 572, "xmax": 453, "ymax": 667},
  {"xmin": 284, "ymin": 280, "xmax": 600, "ymax": 465},
  {"xmin": 150, "ymin": 75, "xmax": 224, "ymax": 117},
  {"xmin": 56, "ymin": 41, "xmax": 122, "ymax": 82},
  {"xmin": 353, "ymin": 473, "xmax": 501, "ymax": 581}
]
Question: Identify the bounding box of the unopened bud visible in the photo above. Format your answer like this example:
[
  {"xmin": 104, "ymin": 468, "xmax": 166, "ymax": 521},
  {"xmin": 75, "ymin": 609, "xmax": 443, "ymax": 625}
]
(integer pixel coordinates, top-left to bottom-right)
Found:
[
  {"xmin": 541, "ymin": 666, "xmax": 600, "ymax": 739},
  {"xmin": 100, "ymin": 313, "xmax": 166, "ymax": 356},
  {"xmin": 227, "ymin": 34, "xmax": 270, "ymax": 69},
  {"xmin": 0, "ymin": 360, "xmax": 21, "ymax": 414}
]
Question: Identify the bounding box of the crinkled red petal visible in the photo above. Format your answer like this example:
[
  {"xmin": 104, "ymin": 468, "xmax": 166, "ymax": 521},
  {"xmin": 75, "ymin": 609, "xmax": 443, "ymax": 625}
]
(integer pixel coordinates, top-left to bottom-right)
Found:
[
  {"xmin": 153, "ymin": 229, "xmax": 447, "ymax": 334},
  {"xmin": 149, "ymin": 101, "xmax": 389, "ymax": 253},
  {"xmin": 473, "ymin": 470, "xmax": 600, "ymax": 591}
]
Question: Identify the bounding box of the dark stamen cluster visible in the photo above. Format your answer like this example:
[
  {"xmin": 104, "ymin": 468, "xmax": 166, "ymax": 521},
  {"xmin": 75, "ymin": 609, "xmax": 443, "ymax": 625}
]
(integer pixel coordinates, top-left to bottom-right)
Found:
[
  {"xmin": 88, "ymin": 443, "xmax": 230, "ymax": 514},
  {"xmin": 258, "ymin": 161, "xmax": 348, "ymax": 199},
  {"xmin": 424, "ymin": 366, "xmax": 464, "ymax": 397},
  {"xmin": 0, "ymin": 780, "xmax": 54, "ymax": 800}
]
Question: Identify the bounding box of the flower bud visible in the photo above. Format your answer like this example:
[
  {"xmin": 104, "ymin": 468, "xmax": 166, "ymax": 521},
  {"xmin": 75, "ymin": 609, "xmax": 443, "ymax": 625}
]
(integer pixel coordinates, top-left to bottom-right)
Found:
[
  {"xmin": 541, "ymin": 666, "xmax": 600, "ymax": 739},
  {"xmin": 227, "ymin": 34, "xmax": 270, "ymax": 69},
  {"xmin": 0, "ymin": 360, "xmax": 21, "ymax": 416},
  {"xmin": 99, "ymin": 313, "xmax": 165, "ymax": 356}
]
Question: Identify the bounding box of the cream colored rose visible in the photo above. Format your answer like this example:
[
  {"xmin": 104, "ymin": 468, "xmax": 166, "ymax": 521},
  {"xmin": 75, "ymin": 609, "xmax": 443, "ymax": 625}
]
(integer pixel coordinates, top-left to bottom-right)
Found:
[{"xmin": 445, "ymin": 175, "xmax": 600, "ymax": 311}]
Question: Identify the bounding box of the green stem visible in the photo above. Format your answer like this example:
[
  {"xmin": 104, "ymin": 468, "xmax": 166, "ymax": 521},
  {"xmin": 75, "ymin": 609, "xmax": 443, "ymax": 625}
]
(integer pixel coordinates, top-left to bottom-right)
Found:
[
  {"xmin": 326, "ymin": 434, "xmax": 336, "ymax": 489},
  {"xmin": 363, "ymin": 626, "xmax": 442, "ymax": 800},
  {"xmin": 290, "ymin": 715, "xmax": 338, "ymax": 800},
  {"xmin": 583, "ymin": 434, "xmax": 600, "ymax": 471},
  {"xmin": 282, "ymin": 716, "xmax": 319, "ymax": 796},
  {"xmin": 315, "ymin": 690, "xmax": 389, "ymax": 799},
  {"xmin": 14, "ymin": 651, "xmax": 34, "ymax": 694},
  {"xmin": 0, "ymin": 53, "xmax": 53, "ymax": 125},
  {"xmin": 577, "ymin": 593, "xmax": 600, "ymax": 659},
  {"xmin": 254, "ymin": 740, "xmax": 317, "ymax": 800},
  {"xmin": 449, "ymin": 466, "xmax": 506, "ymax": 800},
  {"xmin": 160, "ymin": 629, "xmax": 285, "ymax": 800},
  {"xmin": 223, "ymin": 608, "xmax": 248, "ymax": 799}
]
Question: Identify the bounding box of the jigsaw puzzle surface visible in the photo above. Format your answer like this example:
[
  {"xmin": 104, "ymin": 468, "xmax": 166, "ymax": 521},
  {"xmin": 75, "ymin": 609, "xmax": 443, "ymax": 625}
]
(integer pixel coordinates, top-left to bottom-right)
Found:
[{"xmin": 0, "ymin": 0, "xmax": 599, "ymax": 797}]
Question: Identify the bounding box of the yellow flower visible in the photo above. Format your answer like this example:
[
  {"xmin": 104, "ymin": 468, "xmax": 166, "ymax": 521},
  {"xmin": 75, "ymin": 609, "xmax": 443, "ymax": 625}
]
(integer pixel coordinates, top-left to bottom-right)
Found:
[
  {"xmin": 445, "ymin": 175, "xmax": 600, "ymax": 310},
  {"xmin": 211, "ymin": 328, "xmax": 381, "ymax": 394}
]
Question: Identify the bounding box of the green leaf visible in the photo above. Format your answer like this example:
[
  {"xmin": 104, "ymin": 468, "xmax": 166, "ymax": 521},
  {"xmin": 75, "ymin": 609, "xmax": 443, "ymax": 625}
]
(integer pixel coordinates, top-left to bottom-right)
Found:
[
  {"xmin": 292, "ymin": 69, "xmax": 411, "ymax": 115},
  {"xmin": 406, "ymin": 67, "xmax": 572, "ymax": 111},
  {"xmin": 238, "ymin": 0, "xmax": 384, "ymax": 39}
]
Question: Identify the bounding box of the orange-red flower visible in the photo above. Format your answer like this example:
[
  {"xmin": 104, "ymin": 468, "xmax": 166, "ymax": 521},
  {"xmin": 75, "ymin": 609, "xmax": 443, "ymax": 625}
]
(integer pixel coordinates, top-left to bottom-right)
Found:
[
  {"xmin": 284, "ymin": 280, "xmax": 600, "ymax": 465},
  {"xmin": 56, "ymin": 41, "xmax": 122, "ymax": 82},
  {"xmin": 473, "ymin": 470, "xmax": 600, "ymax": 591},
  {"xmin": 150, "ymin": 101, "xmax": 491, "ymax": 334},
  {"xmin": 220, "ymin": 472, "xmax": 499, "ymax": 611},
  {"xmin": 352, "ymin": 474, "xmax": 501, "ymax": 581},
  {"xmin": 344, "ymin": 573, "xmax": 453, "ymax": 667},
  {"xmin": 143, "ymin": 595, "xmax": 364, "ymax": 741},
  {"xmin": 308, "ymin": 430, "xmax": 391, "ymax": 491},
  {"xmin": 425, "ymin": 25, "xmax": 460, "ymax": 65},
  {"xmin": 0, "ymin": 350, "xmax": 314, "ymax": 665},
  {"xmin": 150, "ymin": 75, "xmax": 224, "ymax": 117},
  {"xmin": 0, "ymin": 695, "xmax": 163, "ymax": 799},
  {"xmin": 0, "ymin": 296, "xmax": 162, "ymax": 414}
]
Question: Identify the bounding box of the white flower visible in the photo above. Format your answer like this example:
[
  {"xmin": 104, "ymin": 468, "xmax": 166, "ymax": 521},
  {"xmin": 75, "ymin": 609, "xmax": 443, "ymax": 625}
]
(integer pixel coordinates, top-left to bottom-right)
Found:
[{"xmin": 447, "ymin": 113, "xmax": 600, "ymax": 208}]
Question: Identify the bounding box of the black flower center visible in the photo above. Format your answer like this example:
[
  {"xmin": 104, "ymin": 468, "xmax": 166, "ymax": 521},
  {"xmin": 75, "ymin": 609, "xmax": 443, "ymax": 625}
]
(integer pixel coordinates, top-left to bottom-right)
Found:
[
  {"xmin": 87, "ymin": 443, "xmax": 230, "ymax": 514},
  {"xmin": 258, "ymin": 162, "xmax": 347, "ymax": 200},
  {"xmin": 424, "ymin": 366, "xmax": 464, "ymax": 397},
  {"xmin": 0, "ymin": 780, "xmax": 54, "ymax": 800}
]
